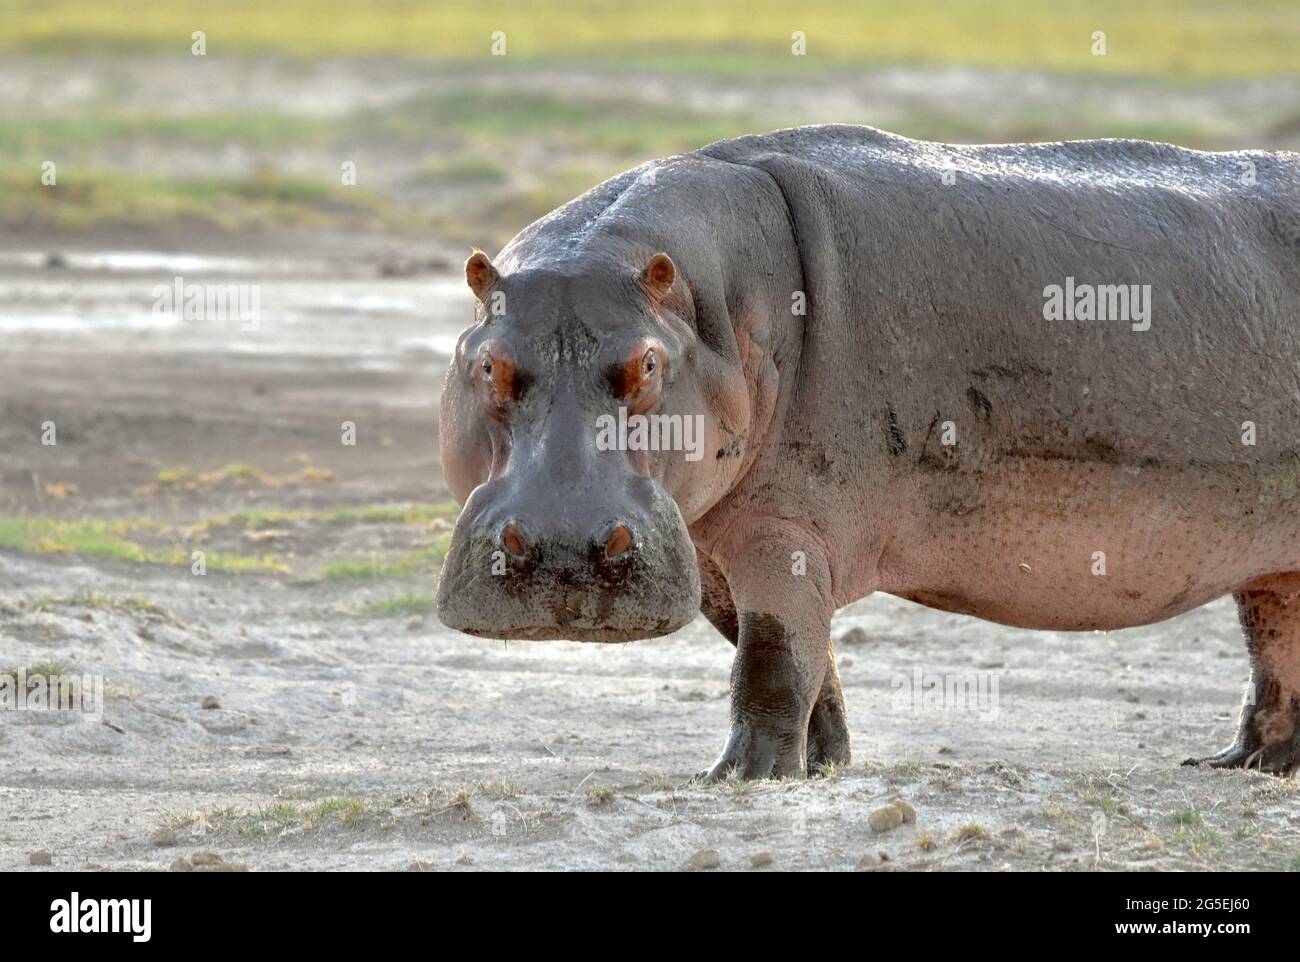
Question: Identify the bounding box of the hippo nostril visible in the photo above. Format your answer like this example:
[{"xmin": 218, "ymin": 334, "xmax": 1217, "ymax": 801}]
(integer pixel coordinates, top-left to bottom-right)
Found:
[
  {"xmin": 500, "ymin": 521, "xmax": 528, "ymax": 559},
  {"xmin": 603, "ymin": 522, "xmax": 635, "ymax": 560}
]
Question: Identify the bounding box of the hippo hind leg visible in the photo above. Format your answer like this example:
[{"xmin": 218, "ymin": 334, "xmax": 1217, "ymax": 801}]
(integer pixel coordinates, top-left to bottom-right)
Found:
[
  {"xmin": 1185, "ymin": 573, "xmax": 1300, "ymax": 775},
  {"xmin": 696, "ymin": 548, "xmax": 850, "ymax": 776}
]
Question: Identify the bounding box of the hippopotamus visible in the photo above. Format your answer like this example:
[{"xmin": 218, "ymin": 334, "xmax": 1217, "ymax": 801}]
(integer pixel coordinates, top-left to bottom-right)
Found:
[{"xmin": 436, "ymin": 124, "xmax": 1300, "ymax": 778}]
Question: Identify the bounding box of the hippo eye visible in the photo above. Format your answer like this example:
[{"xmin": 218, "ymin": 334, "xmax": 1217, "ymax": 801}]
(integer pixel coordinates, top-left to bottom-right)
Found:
[
  {"xmin": 642, "ymin": 351, "xmax": 658, "ymax": 376},
  {"xmin": 481, "ymin": 358, "xmax": 493, "ymax": 377}
]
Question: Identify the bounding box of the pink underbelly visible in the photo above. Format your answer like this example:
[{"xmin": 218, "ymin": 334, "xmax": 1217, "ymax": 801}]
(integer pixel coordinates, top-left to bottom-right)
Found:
[{"xmin": 874, "ymin": 462, "xmax": 1298, "ymax": 631}]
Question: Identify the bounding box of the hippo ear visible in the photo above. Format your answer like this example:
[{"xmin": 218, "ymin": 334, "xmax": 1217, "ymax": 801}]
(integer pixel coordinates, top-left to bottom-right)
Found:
[
  {"xmin": 641, "ymin": 252, "xmax": 676, "ymax": 302},
  {"xmin": 465, "ymin": 251, "xmax": 498, "ymax": 302}
]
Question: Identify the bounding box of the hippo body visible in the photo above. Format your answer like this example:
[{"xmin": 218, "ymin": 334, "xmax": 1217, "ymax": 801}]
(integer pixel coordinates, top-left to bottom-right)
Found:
[{"xmin": 438, "ymin": 125, "xmax": 1300, "ymax": 777}]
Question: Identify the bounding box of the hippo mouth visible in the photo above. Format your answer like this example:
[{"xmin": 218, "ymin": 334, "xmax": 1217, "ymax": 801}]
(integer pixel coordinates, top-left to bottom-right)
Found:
[
  {"xmin": 448, "ymin": 623, "xmax": 690, "ymax": 643},
  {"xmin": 434, "ymin": 500, "xmax": 703, "ymax": 644},
  {"xmin": 435, "ymin": 557, "xmax": 702, "ymax": 643}
]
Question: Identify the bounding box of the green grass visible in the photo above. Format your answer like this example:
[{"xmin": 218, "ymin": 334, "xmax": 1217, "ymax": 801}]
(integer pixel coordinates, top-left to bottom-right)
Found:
[
  {"xmin": 31, "ymin": 590, "xmax": 177, "ymax": 620},
  {"xmin": 191, "ymin": 501, "xmax": 459, "ymax": 531},
  {"xmin": 325, "ymin": 503, "xmax": 460, "ymax": 526},
  {"xmin": 0, "ymin": 110, "xmax": 333, "ymax": 158},
  {"xmin": 1, "ymin": 659, "xmax": 69, "ymax": 683},
  {"xmin": 0, "ymin": 516, "xmax": 288, "ymax": 573},
  {"xmin": 355, "ymin": 595, "xmax": 439, "ymax": 617},
  {"xmin": 419, "ymin": 157, "xmax": 511, "ymax": 183},
  {"xmin": 0, "ymin": 516, "xmax": 151, "ymax": 561},
  {"xmin": 5, "ymin": 0, "xmax": 1298, "ymax": 79},
  {"xmin": 166, "ymin": 798, "xmax": 373, "ymax": 836},
  {"xmin": 358, "ymin": 90, "xmax": 773, "ymax": 157},
  {"xmin": 319, "ymin": 539, "xmax": 451, "ymax": 580},
  {"xmin": 0, "ymin": 167, "xmax": 415, "ymax": 231},
  {"xmin": 0, "ymin": 508, "xmax": 457, "ymax": 578},
  {"xmin": 1169, "ymin": 806, "xmax": 1204, "ymax": 830}
]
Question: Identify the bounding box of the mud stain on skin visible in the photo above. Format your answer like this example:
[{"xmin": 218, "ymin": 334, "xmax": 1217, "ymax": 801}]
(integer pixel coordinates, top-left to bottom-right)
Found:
[
  {"xmin": 781, "ymin": 438, "xmax": 834, "ymax": 479},
  {"xmin": 966, "ymin": 386, "xmax": 992, "ymax": 421},
  {"xmin": 715, "ymin": 422, "xmax": 745, "ymax": 460},
  {"xmin": 735, "ymin": 611, "xmax": 806, "ymax": 720},
  {"xmin": 811, "ymin": 448, "xmax": 833, "ymax": 479},
  {"xmin": 969, "ymin": 361, "xmax": 1052, "ymax": 381},
  {"xmin": 884, "ymin": 404, "xmax": 907, "ymax": 456},
  {"xmin": 916, "ymin": 411, "xmax": 959, "ymax": 473},
  {"xmin": 1003, "ymin": 436, "xmax": 1162, "ymax": 470}
]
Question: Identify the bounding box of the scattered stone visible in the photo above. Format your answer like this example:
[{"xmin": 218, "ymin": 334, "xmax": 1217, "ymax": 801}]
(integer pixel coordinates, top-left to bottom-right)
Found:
[
  {"xmin": 151, "ymin": 827, "xmax": 178, "ymax": 847},
  {"xmin": 892, "ymin": 799, "xmax": 917, "ymax": 824},
  {"xmin": 190, "ymin": 850, "xmax": 223, "ymax": 867},
  {"xmin": 201, "ymin": 860, "xmax": 248, "ymax": 872},
  {"xmin": 44, "ymin": 252, "xmax": 68, "ymax": 269},
  {"xmin": 456, "ymin": 852, "xmax": 474, "ymax": 866},
  {"xmin": 837, "ymin": 627, "xmax": 870, "ymax": 646},
  {"xmin": 28, "ymin": 849, "xmax": 51, "ymax": 866},
  {"xmin": 682, "ymin": 848, "xmax": 721, "ymax": 871},
  {"xmin": 750, "ymin": 851, "xmax": 773, "ymax": 868},
  {"xmin": 200, "ymin": 695, "xmax": 221, "ymax": 710},
  {"xmin": 879, "ymin": 851, "xmax": 891, "ymax": 862},
  {"xmin": 868, "ymin": 805, "xmax": 904, "ymax": 833},
  {"xmin": 170, "ymin": 858, "xmax": 193, "ymax": 872}
]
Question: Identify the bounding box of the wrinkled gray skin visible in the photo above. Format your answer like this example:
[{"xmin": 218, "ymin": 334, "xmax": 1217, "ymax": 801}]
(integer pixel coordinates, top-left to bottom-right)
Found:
[{"xmin": 438, "ymin": 125, "xmax": 1300, "ymax": 779}]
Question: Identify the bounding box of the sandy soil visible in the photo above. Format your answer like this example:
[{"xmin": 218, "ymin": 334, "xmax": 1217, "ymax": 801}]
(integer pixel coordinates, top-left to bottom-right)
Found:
[{"xmin": 4, "ymin": 234, "xmax": 1300, "ymax": 872}]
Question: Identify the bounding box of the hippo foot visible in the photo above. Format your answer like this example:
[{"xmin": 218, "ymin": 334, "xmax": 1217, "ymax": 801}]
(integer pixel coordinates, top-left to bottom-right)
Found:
[
  {"xmin": 1183, "ymin": 739, "xmax": 1300, "ymax": 775},
  {"xmin": 1185, "ymin": 578, "xmax": 1300, "ymax": 777},
  {"xmin": 694, "ymin": 702, "xmax": 849, "ymax": 782},
  {"xmin": 806, "ymin": 691, "xmax": 851, "ymax": 774},
  {"xmin": 695, "ymin": 718, "xmax": 808, "ymax": 782}
]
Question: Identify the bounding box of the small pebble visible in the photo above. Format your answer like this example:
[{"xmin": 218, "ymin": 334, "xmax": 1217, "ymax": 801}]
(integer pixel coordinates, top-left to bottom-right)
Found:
[
  {"xmin": 868, "ymin": 805, "xmax": 904, "ymax": 833},
  {"xmin": 28, "ymin": 849, "xmax": 52, "ymax": 866},
  {"xmin": 892, "ymin": 799, "xmax": 917, "ymax": 824},
  {"xmin": 837, "ymin": 627, "xmax": 870, "ymax": 646},
  {"xmin": 202, "ymin": 861, "xmax": 248, "ymax": 872},
  {"xmin": 682, "ymin": 848, "xmax": 720, "ymax": 871},
  {"xmin": 750, "ymin": 851, "xmax": 773, "ymax": 868},
  {"xmin": 201, "ymin": 695, "xmax": 221, "ymax": 710},
  {"xmin": 151, "ymin": 828, "xmax": 177, "ymax": 847},
  {"xmin": 190, "ymin": 850, "xmax": 222, "ymax": 867}
]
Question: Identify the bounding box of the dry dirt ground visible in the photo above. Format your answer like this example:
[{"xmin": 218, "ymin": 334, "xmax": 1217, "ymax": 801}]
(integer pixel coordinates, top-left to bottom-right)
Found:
[{"xmin": 3, "ymin": 233, "xmax": 1300, "ymax": 872}]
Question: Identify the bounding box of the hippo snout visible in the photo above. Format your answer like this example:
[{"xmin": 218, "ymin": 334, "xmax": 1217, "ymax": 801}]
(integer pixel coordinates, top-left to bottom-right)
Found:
[{"xmin": 435, "ymin": 478, "xmax": 702, "ymax": 642}]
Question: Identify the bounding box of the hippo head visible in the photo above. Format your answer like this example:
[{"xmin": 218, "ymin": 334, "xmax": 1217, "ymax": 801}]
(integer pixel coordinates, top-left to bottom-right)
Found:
[{"xmin": 436, "ymin": 248, "xmax": 747, "ymax": 642}]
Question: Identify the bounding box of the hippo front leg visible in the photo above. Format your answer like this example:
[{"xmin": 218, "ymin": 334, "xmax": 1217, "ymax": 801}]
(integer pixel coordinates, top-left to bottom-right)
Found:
[
  {"xmin": 697, "ymin": 523, "xmax": 838, "ymax": 780},
  {"xmin": 697, "ymin": 548, "xmax": 849, "ymax": 775}
]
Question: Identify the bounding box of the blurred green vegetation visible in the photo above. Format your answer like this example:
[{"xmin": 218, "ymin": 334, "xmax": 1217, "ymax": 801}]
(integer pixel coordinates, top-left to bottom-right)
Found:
[
  {"xmin": 0, "ymin": 501, "xmax": 459, "ymax": 578},
  {"xmin": 6, "ymin": 0, "xmax": 1299, "ymax": 79},
  {"xmin": 1, "ymin": 1, "xmax": 1296, "ymax": 238},
  {"xmin": 0, "ymin": 167, "xmax": 415, "ymax": 231}
]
